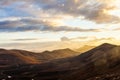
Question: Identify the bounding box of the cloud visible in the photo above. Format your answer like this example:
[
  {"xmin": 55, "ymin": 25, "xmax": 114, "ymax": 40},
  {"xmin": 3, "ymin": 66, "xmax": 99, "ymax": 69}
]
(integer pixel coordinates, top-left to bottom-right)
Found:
[
  {"xmin": 12, "ymin": 38, "xmax": 38, "ymax": 41},
  {"xmin": 0, "ymin": 17, "xmax": 100, "ymax": 32},
  {"xmin": 92, "ymin": 37, "xmax": 117, "ymax": 42},
  {"xmin": 60, "ymin": 36, "xmax": 97, "ymax": 42},
  {"xmin": 29, "ymin": 0, "xmax": 120, "ymax": 23},
  {"xmin": 0, "ymin": 0, "xmax": 120, "ymax": 24},
  {"xmin": 61, "ymin": 37, "xmax": 70, "ymax": 41},
  {"xmin": 60, "ymin": 36, "xmax": 118, "ymax": 42},
  {"xmin": 87, "ymin": 37, "xmax": 120, "ymax": 46},
  {"xmin": 113, "ymin": 28, "xmax": 120, "ymax": 31},
  {"xmin": 73, "ymin": 37, "xmax": 89, "ymax": 40}
]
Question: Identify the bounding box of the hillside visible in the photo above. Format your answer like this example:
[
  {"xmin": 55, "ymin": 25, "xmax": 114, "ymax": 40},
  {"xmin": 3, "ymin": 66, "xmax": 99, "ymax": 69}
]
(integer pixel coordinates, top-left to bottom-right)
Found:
[
  {"xmin": 36, "ymin": 48, "xmax": 79, "ymax": 62},
  {"xmin": 0, "ymin": 49, "xmax": 38, "ymax": 68},
  {"xmin": 11, "ymin": 48, "xmax": 79, "ymax": 62},
  {"xmin": 0, "ymin": 48, "xmax": 79, "ymax": 68},
  {"xmin": 1, "ymin": 43, "xmax": 120, "ymax": 80}
]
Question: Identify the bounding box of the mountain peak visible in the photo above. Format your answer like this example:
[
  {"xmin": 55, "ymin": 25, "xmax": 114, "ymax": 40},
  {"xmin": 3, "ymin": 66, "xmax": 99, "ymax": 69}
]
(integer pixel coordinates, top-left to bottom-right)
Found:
[
  {"xmin": 93, "ymin": 43, "xmax": 117, "ymax": 51},
  {"xmin": 81, "ymin": 43, "xmax": 117, "ymax": 56},
  {"xmin": 100, "ymin": 43, "xmax": 117, "ymax": 47}
]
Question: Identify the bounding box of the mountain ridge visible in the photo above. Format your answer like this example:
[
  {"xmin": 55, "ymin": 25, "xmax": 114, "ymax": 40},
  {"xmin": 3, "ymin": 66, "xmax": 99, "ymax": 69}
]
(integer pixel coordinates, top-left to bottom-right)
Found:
[
  {"xmin": 1, "ymin": 43, "xmax": 120, "ymax": 80},
  {"xmin": 0, "ymin": 48, "xmax": 79, "ymax": 68}
]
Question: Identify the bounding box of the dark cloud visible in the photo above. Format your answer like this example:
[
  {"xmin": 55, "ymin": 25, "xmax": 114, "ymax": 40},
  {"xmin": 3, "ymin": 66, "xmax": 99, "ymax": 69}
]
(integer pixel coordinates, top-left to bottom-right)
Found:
[
  {"xmin": 0, "ymin": 18, "xmax": 100, "ymax": 32},
  {"xmin": 12, "ymin": 38, "xmax": 38, "ymax": 41}
]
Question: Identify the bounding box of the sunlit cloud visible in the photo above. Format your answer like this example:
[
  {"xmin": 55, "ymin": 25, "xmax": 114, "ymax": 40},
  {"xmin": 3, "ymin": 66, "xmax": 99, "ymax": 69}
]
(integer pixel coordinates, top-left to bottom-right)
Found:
[{"xmin": 0, "ymin": 0, "xmax": 120, "ymax": 24}]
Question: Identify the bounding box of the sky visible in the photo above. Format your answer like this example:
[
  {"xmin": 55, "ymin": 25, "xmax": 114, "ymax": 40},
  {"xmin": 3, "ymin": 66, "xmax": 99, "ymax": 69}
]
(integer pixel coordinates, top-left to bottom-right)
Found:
[{"xmin": 0, "ymin": 0, "xmax": 120, "ymax": 52}]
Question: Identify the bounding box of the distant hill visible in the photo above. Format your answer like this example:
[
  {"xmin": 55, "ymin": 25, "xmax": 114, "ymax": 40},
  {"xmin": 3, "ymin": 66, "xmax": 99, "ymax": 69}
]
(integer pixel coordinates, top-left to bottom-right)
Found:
[
  {"xmin": 12, "ymin": 48, "xmax": 79, "ymax": 62},
  {"xmin": 75, "ymin": 45, "xmax": 95, "ymax": 53},
  {"xmin": 0, "ymin": 48, "xmax": 79, "ymax": 68},
  {"xmin": 37, "ymin": 48, "xmax": 79, "ymax": 62},
  {"xmin": 0, "ymin": 49, "xmax": 38, "ymax": 68}
]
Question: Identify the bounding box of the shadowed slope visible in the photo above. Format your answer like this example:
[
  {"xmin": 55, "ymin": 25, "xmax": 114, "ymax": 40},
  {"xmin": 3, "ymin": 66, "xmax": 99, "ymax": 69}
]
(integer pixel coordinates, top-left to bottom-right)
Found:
[
  {"xmin": 11, "ymin": 48, "xmax": 79, "ymax": 62},
  {"xmin": 1, "ymin": 43, "xmax": 120, "ymax": 80},
  {"xmin": 37, "ymin": 48, "xmax": 79, "ymax": 61},
  {"xmin": 0, "ymin": 48, "xmax": 78, "ymax": 68},
  {"xmin": 0, "ymin": 49, "xmax": 39, "ymax": 68}
]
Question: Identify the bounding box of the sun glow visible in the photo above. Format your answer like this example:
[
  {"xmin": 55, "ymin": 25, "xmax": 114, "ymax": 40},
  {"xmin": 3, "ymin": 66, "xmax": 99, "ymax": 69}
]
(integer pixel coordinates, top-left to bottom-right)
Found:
[
  {"xmin": 107, "ymin": 0, "xmax": 120, "ymax": 17},
  {"xmin": 74, "ymin": 0, "xmax": 78, "ymax": 4}
]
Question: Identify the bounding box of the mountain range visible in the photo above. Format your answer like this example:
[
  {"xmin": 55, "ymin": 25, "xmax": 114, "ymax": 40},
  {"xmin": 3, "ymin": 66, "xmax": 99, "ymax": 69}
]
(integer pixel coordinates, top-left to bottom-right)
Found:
[
  {"xmin": 0, "ymin": 43, "xmax": 120, "ymax": 80},
  {"xmin": 0, "ymin": 48, "xmax": 79, "ymax": 68}
]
